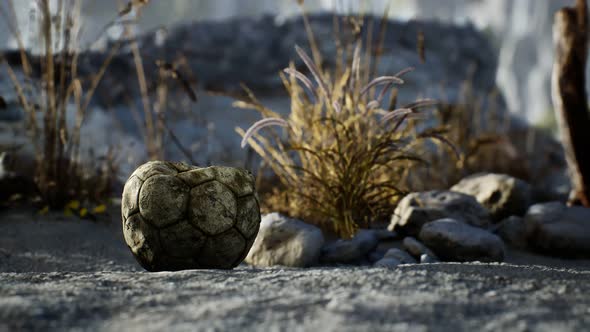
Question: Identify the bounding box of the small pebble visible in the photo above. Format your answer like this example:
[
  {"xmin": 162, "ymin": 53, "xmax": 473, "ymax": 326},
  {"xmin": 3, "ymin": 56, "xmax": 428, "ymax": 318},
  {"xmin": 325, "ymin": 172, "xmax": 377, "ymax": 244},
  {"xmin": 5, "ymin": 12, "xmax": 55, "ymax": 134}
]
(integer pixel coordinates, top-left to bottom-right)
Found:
[
  {"xmin": 384, "ymin": 248, "xmax": 417, "ymax": 264},
  {"xmin": 374, "ymin": 257, "xmax": 401, "ymax": 268},
  {"xmin": 420, "ymin": 254, "xmax": 439, "ymax": 264}
]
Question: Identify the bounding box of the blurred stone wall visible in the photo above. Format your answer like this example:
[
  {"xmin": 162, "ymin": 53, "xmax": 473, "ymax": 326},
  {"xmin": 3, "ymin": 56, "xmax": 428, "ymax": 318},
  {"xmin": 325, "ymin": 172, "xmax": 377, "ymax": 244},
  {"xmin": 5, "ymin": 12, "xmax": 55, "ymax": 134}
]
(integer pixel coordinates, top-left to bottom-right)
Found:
[{"xmin": 0, "ymin": 0, "xmax": 583, "ymax": 123}]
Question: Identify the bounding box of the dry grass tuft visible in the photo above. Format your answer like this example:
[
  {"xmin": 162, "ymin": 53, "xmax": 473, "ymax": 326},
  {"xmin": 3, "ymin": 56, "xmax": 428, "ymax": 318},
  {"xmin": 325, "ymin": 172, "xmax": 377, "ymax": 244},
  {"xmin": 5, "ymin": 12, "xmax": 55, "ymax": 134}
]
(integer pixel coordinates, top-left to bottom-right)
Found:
[{"xmin": 236, "ymin": 13, "xmax": 456, "ymax": 238}]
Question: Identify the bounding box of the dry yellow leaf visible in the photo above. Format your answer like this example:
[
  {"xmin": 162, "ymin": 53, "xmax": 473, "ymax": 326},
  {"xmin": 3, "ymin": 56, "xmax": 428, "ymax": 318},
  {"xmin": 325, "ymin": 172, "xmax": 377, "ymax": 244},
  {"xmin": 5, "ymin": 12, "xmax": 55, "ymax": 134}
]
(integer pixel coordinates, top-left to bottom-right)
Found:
[
  {"xmin": 38, "ymin": 206, "xmax": 49, "ymax": 216},
  {"xmin": 92, "ymin": 204, "xmax": 107, "ymax": 214},
  {"xmin": 66, "ymin": 200, "xmax": 80, "ymax": 210}
]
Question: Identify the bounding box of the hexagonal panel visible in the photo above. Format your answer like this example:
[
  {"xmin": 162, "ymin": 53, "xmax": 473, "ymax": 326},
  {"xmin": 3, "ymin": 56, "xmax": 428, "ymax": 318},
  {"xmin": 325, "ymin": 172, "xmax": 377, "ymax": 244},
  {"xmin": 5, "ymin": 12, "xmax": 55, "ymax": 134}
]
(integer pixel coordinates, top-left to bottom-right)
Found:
[
  {"xmin": 235, "ymin": 195, "xmax": 261, "ymax": 238},
  {"xmin": 176, "ymin": 167, "xmax": 216, "ymax": 188},
  {"xmin": 139, "ymin": 175, "xmax": 189, "ymax": 228},
  {"xmin": 197, "ymin": 228, "xmax": 245, "ymax": 269},
  {"xmin": 169, "ymin": 162, "xmax": 195, "ymax": 173},
  {"xmin": 189, "ymin": 181, "xmax": 237, "ymax": 235},
  {"xmin": 236, "ymin": 234, "xmax": 258, "ymax": 265},
  {"xmin": 132, "ymin": 161, "xmax": 178, "ymax": 181},
  {"xmin": 157, "ymin": 254, "xmax": 200, "ymax": 271},
  {"xmin": 159, "ymin": 221, "xmax": 206, "ymax": 259},
  {"xmin": 122, "ymin": 214, "xmax": 161, "ymax": 270},
  {"xmin": 122, "ymin": 175, "xmax": 143, "ymax": 218},
  {"xmin": 212, "ymin": 167, "xmax": 255, "ymax": 197}
]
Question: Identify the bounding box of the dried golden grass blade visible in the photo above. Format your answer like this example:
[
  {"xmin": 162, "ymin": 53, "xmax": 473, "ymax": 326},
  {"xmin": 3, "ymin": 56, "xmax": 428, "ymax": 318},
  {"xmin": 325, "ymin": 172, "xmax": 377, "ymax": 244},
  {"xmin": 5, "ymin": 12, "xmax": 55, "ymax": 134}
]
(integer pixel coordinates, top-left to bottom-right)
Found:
[
  {"xmin": 360, "ymin": 76, "xmax": 404, "ymax": 97},
  {"xmin": 295, "ymin": 45, "xmax": 330, "ymax": 99},
  {"xmin": 283, "ymin": 67, "xmax": 317, "ymax": 100},
  {"xmin": 241, "ymin": 118, "xmax": 289, "ymax": 148}
]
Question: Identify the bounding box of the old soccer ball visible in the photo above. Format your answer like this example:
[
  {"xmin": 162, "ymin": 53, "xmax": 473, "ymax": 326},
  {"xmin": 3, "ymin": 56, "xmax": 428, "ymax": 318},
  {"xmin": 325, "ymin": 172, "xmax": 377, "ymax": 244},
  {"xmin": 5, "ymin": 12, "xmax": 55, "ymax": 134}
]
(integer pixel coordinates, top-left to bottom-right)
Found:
[{"xmin": 121, "ymin": 161, "xmax": 261, "ymax": 271}]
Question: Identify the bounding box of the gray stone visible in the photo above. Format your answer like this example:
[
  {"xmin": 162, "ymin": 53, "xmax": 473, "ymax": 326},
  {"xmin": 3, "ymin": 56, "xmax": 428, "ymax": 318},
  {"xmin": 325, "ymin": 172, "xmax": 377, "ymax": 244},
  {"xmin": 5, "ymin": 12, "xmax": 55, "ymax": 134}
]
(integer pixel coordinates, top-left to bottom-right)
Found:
[
  {"xmin": 419, "ymin": 219, "xmax": 505, "ymax": 262},
  {"xmin": 372, "ymin": 229, "xmax": 399, "ymax": 241},
  {"xmin": 389, "ymin": 191, "xmax": 491, "ymax": 236},
  {"xmin": 403, "ymin": 237, "xmax": 438, "ymax": 260},
  {"xmin": 373, "ymin": 257, "xmax": 402, "ymax": 269},
  {"xmin": 320, "ymin": 230, "xmax": 379, "ymax": 265},
  {"xmin": 495, "ymin": 216, "xmax": 528, "ymax": 249},
  {"xmin": 524, "ymin": 202, "xmax": 590, "ymax": 258},
  {"xmin": 420, "ymin": 254, "xmax": 440, "ymax": 264},
  {"xmin": 532, "ymin": 169, "xmax": 571, "ymax": 203},
  {"xmin": 383, "ymin": 248, "xmax": 417, "ymax": 264},
  {"xmin": 451, "ymin": 173, "xmax": 533, "ymax": 221},
  {"xmin": 368, "ymin": 249, "xmax": 387, "ymax": 263},
  {"xmin": 246, "ymin": 213, "xmax": 324, "ymax": 267}
]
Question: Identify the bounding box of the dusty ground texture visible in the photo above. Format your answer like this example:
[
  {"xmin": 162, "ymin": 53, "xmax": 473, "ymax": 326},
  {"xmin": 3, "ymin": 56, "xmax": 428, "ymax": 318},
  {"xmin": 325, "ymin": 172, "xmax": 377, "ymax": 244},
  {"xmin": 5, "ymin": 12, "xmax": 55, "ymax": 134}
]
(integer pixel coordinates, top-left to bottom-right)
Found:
[{"xmin": 1, "ymin": 209, "xmax": 590, "ymax": 331}]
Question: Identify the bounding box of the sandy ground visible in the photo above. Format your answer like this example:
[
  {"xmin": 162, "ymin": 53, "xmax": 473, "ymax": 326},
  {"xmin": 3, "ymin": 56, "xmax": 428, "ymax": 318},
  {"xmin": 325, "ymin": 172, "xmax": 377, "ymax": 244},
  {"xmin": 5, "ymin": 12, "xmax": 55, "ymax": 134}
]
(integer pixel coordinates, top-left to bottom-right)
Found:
[{"xmin": 1, "ymin": 208, "xmax": 590, "ymax": 331}]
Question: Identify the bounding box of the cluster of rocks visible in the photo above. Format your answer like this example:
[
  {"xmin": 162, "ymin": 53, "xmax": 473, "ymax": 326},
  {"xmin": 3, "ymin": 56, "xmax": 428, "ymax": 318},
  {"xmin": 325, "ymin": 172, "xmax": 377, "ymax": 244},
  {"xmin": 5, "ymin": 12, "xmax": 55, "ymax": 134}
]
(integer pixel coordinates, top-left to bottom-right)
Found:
[{"xmin": 246, "ymin": 173, "xmax": 590, "ymax": 268}]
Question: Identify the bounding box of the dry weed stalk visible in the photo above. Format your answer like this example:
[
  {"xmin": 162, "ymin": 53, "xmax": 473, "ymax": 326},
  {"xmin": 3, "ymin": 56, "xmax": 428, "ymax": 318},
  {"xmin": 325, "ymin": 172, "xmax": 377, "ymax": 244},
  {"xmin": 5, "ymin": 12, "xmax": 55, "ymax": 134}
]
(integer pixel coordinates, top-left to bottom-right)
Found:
[
  {"xmin": 405, "ymin": 83, "xmax": 518, "ymax": 190},
  {"xmin": 0, "ymin": 0, "xmax": 123, "ymax": 207},
  {"xmin": 119, "ymin": 1, "xmax": 196, "ymax": 163}
]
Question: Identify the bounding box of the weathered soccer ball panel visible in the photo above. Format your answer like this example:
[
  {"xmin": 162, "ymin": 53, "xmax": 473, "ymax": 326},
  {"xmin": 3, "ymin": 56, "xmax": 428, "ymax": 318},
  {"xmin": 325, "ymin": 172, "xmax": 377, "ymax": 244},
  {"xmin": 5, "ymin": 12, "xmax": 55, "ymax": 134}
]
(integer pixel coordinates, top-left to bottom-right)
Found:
[
  {"xmin": 197, "ymin": 228, "xmax": 246, "ymax": 269},
  {"xmin": 159, "ymin": 221, "xmax": 206, "ymax": 259},
  {"xmin": 122, "ymin": 162, "xmax": 261, "ymax": 271},
  {"xmin": 169, "ymin": 162, "xmax": 194, "ymax": 173},
  {"xmin": 139, "ymin": 175, "xmax": 190, "ymax": 228},
  {"xmin": 212, "ymin": 167, "xmax": 255, "ymax": 197},
  {"xmin": 132, "ymin": 161, "xmax": 178, "ymax": 181},
  {"xmin": 155, "ymin": 254, "xmax": 200, "ymax": 271},
  {"xmin": 123, "ymin": 214, "xmax": 162, "ymax": 271},
  {"xmin": 235, "ymin": 195, "xmax": 261, "ymax": 238},
  {"xmin": 176, "ymin": 168, "xmax": 216, "ymax": 188},
  {"xmin": 121, "ymin": 175, "xmax": 143, "ymax": 219},
  {"xmin": 236, "ymin": 233, "xmax": 258, "ymax": 265},
  {"xmin": 188, "ymin": 181, "xmax": 237, "ymax": 235}
]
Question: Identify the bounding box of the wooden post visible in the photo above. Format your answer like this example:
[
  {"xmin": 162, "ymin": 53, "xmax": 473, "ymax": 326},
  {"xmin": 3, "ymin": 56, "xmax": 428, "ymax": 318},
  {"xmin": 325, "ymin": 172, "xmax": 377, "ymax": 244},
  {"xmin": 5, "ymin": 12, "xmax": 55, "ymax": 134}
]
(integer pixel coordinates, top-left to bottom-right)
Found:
[{"xmin": 551, "ymin": 0, "xmax": 590, "ymax": 207}]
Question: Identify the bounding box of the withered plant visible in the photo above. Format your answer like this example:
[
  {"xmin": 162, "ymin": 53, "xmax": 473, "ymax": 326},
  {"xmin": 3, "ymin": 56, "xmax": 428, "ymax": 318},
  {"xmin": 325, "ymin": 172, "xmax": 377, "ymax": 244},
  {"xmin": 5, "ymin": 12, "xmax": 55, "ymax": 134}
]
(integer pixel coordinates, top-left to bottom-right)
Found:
[
  {"xmin": 0, "ymin": 0, "xmax": 129, "ymax": 208},
  {"xmin": 404, "ymin": 83, "xmax": 520, "ymax": 190},
  {"xmin": 236, "ymin": 14, "xmax": 455, "ymax": 237}
]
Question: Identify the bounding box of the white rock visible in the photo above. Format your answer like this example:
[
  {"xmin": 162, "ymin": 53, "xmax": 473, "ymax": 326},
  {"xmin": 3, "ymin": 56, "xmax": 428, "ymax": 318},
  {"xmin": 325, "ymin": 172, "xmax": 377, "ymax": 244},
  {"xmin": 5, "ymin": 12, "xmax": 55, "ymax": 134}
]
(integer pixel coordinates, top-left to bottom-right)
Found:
[
  {"xmin": 420, "ymin": 254, "xmax": 439, "ymax": 264},
  {"xmin": 419, "ymin": 219, "xmax": 505, "ymax": 262},
  {"xmin": 372, "ymin": 229, "xmax": 398, "ymax": 241},
  {"xmin": 495, "ymin": 216, "xmax": 527, "ymax": 249},
  {"xmin": 245, "ymin": 213, "xmax": 324, "ymax": 267},
  {"xmin": 451, "ymin": 173, "xmax": 533, "ymax": 222}
]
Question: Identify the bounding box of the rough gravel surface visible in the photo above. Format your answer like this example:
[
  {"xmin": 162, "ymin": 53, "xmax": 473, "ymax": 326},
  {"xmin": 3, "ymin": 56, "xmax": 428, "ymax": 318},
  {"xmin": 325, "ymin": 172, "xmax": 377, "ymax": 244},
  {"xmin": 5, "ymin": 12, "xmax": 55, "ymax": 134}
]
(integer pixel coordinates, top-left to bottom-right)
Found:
[{"xmin": 1, "ymin": 209, "xmax": 590, "ymax": 332}]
